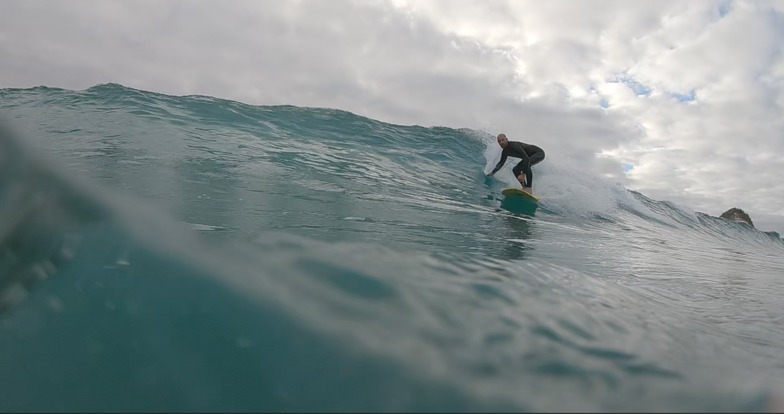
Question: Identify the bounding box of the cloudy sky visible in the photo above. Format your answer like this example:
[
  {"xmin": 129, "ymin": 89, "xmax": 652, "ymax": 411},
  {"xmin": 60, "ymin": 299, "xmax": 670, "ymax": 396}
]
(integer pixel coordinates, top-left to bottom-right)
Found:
[{"xmin": 1, "ymin": 0, "xmax": 783, "ymax": 232}]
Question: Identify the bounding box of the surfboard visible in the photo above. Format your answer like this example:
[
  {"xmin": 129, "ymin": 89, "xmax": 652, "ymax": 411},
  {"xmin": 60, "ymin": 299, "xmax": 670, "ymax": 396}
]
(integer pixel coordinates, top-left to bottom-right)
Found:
[{"xmin": 501, "ymin": 188, "xmax": 540, "ymax": 202}]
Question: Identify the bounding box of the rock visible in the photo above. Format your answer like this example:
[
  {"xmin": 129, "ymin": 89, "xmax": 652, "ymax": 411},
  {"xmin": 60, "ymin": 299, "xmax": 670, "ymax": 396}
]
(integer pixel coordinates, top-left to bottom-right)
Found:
[{"xmin": 719, "ymin": 208, "xmax": 754, "ymax": 227}]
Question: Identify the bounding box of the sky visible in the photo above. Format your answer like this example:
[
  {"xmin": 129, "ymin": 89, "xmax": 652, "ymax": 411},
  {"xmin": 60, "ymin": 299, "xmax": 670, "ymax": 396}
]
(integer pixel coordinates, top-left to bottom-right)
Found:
[{"xmin": 1, "ymin": 0, "xmax": 783, "ymax": 233}]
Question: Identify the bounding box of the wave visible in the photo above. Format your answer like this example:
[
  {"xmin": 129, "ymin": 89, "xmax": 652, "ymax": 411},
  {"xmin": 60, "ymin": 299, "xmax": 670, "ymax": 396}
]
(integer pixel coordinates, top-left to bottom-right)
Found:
[{"xmin": 1, "ymin": 84, "xmax": 783, "ymax": 412}]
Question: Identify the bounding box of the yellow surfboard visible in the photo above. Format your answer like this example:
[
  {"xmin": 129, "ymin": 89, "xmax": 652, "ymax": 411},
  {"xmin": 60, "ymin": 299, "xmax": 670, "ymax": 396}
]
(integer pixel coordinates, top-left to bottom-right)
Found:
[{"xmin": 501, "ymin": 188, "xmax": 540, "ymax": 202}]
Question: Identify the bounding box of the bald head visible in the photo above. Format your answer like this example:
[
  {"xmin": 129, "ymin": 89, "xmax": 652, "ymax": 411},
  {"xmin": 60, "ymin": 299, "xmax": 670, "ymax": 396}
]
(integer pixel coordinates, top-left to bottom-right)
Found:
[{"xmin": 496, "ymin": 133, "xmax": 509, "ymax": 148}]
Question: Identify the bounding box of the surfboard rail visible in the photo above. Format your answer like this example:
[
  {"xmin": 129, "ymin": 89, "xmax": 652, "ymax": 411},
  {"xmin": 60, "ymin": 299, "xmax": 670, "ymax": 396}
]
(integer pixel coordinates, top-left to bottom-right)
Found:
[{"xmin": 501, "ymin": 188, "xmax": 540, "ymax": 202}]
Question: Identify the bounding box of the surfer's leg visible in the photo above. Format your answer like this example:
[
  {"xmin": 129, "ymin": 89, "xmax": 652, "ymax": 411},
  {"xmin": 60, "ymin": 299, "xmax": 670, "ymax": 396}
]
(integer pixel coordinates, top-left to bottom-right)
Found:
[
  {"xmin": 529, "ymin": 150, "xmax": 545, "ymax": 166},
  {"xmin": 524, "ymin": 150, "xmax": 545, "ymax": 192},
  {"xmin": 524, "ymin": 165, "xmax": 533, "ymax": 188},
  {"xmin": 512, "ymin": 161, "xmax": 529, "ymax": 188}
]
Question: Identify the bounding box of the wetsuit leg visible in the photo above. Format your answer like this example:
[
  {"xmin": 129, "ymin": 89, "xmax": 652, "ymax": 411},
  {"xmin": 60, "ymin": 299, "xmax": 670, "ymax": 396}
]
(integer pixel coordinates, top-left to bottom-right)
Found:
[
  {"xmin": 525, "ymin": 150, "xmax": 545, "ymax": 187},
  {"xmin": 513, "ymin": 150, "xmax": 545, "ymax": 187},
  {"xmin": 529, "ymin": 150, "xmax": 545, "ymax": 166},
  {"xmin": 512, "ymin": 160, "xmax": 529, "ymax": 186}
]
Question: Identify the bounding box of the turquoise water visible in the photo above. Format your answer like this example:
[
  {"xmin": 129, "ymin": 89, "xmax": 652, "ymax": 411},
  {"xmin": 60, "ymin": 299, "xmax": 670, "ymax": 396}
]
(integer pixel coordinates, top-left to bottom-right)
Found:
[{"xmin": 1, "ymin": 84, "xmax": 784, "ymax": 412}]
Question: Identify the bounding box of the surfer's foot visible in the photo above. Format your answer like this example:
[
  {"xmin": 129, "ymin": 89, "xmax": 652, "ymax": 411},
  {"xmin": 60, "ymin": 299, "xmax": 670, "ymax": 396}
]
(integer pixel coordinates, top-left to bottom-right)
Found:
[{"xmin": 522, "ymin": 187, "xmax": 533, "ymax": 194}]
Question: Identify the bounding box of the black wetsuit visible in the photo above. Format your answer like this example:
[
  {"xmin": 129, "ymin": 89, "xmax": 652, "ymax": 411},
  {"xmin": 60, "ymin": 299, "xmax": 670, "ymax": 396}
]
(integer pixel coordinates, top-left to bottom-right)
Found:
[{"xmin": 490, "ymin": 141, "xmax": 545, "ymax": 187}]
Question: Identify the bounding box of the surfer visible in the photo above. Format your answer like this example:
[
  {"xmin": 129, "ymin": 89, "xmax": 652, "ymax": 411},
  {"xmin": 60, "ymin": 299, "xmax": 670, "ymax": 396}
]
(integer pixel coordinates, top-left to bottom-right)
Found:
[{"xmin": 486, "ymin": 133, "xmax": 545, "ymax": 195}]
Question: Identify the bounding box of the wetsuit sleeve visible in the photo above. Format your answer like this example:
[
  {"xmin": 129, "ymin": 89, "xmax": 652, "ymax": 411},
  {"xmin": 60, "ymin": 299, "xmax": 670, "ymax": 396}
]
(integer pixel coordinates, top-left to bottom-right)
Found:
[
  {"xmin": 490, "ymin": 150, "xmax": 508, "ymax": 174},
  {"xmin": 516, "ymin": 142, "xmax": 531, "ymax": 163}
]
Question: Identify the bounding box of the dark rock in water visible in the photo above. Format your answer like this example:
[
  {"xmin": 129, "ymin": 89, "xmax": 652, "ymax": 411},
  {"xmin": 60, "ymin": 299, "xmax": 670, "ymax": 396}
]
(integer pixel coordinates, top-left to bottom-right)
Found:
[
  {"xmin": 720, "ymin": 208, "xmax": 754, "ymax": 227},
  {"xmin": 764, "ymin": 231, "xmax": 781, "ymax": 241}
]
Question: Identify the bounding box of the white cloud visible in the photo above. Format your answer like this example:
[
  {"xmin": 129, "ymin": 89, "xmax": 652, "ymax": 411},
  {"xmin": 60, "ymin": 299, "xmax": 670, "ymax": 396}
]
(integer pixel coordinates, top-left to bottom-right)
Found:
[{"xmin": 0, "ymin": 0, "xmax": 782, "ymax": 232}]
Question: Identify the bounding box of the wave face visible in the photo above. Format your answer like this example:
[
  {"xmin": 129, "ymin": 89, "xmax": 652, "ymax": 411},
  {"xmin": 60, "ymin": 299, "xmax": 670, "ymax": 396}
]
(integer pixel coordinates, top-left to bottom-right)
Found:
[{"xmin": 1, "ymin": 84, "xmax": 783, "ymax": 412}]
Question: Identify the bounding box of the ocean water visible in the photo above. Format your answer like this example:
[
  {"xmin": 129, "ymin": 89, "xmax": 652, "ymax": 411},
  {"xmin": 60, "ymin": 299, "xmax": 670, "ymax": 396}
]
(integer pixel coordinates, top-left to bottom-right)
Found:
[{"xmin": 1, "ymin": 83, "xmax": 784, "ymax": 412}]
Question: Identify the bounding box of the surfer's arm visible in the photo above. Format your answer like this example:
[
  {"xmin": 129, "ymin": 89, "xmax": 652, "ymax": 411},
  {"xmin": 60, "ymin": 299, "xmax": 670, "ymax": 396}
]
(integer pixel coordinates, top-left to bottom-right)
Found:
[{"xmin": 489, "ymin": 152, "xmax": 508, "ymax": 175}]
